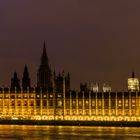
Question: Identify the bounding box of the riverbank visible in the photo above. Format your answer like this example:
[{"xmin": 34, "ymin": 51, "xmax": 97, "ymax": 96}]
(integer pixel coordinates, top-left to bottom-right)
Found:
[{"xmin": 0, "ymin": 120, "xmax": 139, "ymax": 127}]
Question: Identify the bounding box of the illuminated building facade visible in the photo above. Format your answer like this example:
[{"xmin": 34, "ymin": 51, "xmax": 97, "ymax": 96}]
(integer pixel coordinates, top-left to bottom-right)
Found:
[
  {"xmin": 0, "ymin": 42, "xmax": 140, "ymax": 122},
  {"xmin": 0, "ymin": 81, "xmax": 140, "ymax": 121}
]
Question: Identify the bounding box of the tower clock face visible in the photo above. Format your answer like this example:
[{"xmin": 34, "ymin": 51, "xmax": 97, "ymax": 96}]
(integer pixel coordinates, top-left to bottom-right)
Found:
[{"xmin": 128, "ymin": 78, "xmax": 139, "ymax": 91}]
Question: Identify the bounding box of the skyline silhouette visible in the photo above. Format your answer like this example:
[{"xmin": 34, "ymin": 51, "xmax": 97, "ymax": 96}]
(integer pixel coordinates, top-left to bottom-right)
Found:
[{"xmin": 0, "ymin": 0, "xmax": 140, "ymax": 90}]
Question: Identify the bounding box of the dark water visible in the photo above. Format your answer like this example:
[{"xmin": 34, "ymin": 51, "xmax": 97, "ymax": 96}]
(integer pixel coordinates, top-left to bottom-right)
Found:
[{"xmin": 0, "ymin": 125, "xmax": 140, "ymax": 140}]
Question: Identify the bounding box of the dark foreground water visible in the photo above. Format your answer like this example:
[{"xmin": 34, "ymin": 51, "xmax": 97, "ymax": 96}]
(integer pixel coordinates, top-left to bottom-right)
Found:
[{"xmin": 0, "ymin": 125, "xmax": 140, "ymax": 140}]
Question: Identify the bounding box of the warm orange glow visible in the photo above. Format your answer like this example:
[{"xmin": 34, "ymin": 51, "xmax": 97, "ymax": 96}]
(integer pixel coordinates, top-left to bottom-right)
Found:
[
  {"xmin": 0, "ymin": 86, "xmax": 140, "ymax": 122},
  {"xmin": 128, "ymin": 78, "xmax": 139, "ymax": 91}
]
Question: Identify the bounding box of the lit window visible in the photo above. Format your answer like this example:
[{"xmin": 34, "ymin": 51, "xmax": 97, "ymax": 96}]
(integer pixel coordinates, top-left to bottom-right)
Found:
[
  {"xmin": 125, "ymin": 99, "xmax": 129, "ymax": 107},
  {"xmin": 57, "ymin": 100, "xmax": 62, "ymax": 107},
  {"xmin": 50, "ymin": 94, "xmax": 53, "ymax": 98},
  {"xmin": 92, "ymin": 101, "xmax": 95, "ymax": 106},
  {"xmin": 30, "ymin": 95, "xmax": 34, "ymax": 98},
  {"xmin": 125, "ymin": 103, "xmax": 128, "ymax": 107},
  {"xmin": 79, "ymin": 101, "xmax": 82, "ymax": 105},
  {"xmin": 24, "ymin": 95, "xmax": 27, "ymax": 98},
  {"xmin": 118, "ymin": 100, "xmax": 121, "ymax": 104},
  {"xmin": 125, "ymin": 99, "xmax": 128, "ymax": 103},
  {"xmin": 73, "ymin": 100, "xmax": 76, "ymax": 105},
  {"xmin": 98, "ymin": 100, "xmax": 102, "ymax": 107},
  {"xmin": 85, "ymin": 100, "xmax": 89, "ymax": 105},
  {"xmin": 72, "ymin": 100, "xmax": 76, "ymax": 108},
  {"xmin": 132, "ymin": 99, "xmax": 135, "ymax": 103},
  {"xmin": 118, "ymin": 100, "xmax": 122, "ymax": 107},
  {"xmin": 57, "ymin": 94, "xmax": 62, "ymax": 98}
]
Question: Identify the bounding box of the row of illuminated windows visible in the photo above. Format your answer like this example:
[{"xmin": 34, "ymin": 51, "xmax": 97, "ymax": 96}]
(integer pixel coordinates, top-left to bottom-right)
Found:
[
  {"xmin": 65, "ymin": 99, "xmax": 138, "ymax": 109},
  {"xmin": 0, "ymin": 109, "xmax": 34, "ymax": 115},
  {"xmin": 0, "ymin": 108, "xmax": 138, "ymax": 116},
  {"xmin": 0, "ymin": 101, "xmax": 34, "ymax": 106},
  {"xmin": 0, "ymin": 94, "xmax": 63, "ymax": 99},
  {"xmin": 0, "ymin": 94, "xmax": 34, "ymax": 99},
  {"xmin": 62, "ymin": 109, "xmax": 138, "ymax": 116},
  {"xmin": 0, "ymin": 99, "xmax": 139, "ymax": 109},
  {"xmin": 0, "ymin": 94, "xmax": 139, "ymax": 101},
  {"xmin": 0, "ymin": 100, "xmax": 63, "ymax": 108}
]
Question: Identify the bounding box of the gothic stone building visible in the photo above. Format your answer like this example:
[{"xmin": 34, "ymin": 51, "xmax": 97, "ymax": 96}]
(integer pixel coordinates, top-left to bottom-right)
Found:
[{"xmin": 0, "ymin": 42, "xmax": 140, "ymax": 121}]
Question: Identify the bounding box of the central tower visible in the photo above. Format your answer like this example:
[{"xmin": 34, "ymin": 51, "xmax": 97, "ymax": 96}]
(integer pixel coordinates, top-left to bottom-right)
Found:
[
  {"xmin": 128, "ymin": 72, "xmax": 139, "ymax": 92},
  {"xmin": 37, "ymin": 41, "xmax": 52, "ymax": 90}
]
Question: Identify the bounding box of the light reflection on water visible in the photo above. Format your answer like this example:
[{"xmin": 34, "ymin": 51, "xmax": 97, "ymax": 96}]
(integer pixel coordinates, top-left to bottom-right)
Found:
[{"xmin": 0, "ymin": 125, "xmax": 139, "ymax": 140}]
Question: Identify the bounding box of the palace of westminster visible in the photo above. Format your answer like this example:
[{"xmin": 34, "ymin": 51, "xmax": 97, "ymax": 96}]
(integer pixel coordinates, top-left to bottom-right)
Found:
[{"xmin": 0, "ymin": 41, "xmax": 140, "ymax": 122}]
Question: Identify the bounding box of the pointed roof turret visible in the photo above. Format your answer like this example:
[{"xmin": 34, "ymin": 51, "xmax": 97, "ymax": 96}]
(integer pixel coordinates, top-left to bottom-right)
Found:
[
  {"xmin": 22, "ymin": 65, "xmax": 31, "ymax": 89},
  {"xmin": 43, "ymin": 40, "xmax": 46, "ymax": 53},
  {"xmin": 14, "ymin": 71, "xmax": 18, "ymax": 78},
  {"xmin": 11, "ymin": 71, "xmax": 20, "ymax": 90},
  {"xmin": 23, "ymin": 65, "xmax": 30, "ymax": 78},
  {"xmin": 23, "ymin": 65, "xmax": 29, "ymax": 77},
  {"xmin": 41, "ymin": 40, "xmax": 48, "ymax": 65}
]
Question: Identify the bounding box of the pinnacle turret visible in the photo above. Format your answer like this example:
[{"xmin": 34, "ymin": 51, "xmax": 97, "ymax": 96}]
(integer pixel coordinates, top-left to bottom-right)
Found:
[
  {"xmin": 41, "ymin": 40, "xmax": 48, "ymax": 66},
  {"xmin": 132, "ymin": 72, "xmax": 135, "ymax": 78},
  {"xmin": 22, "ymin": 65, "xmax": 31, "ymax": 90},
  {"xmin": 37, "ymin": 41, "xmax": 52, "ymax": 90},
  {"xmin": 11, "ymin": 71, "xmax": 20, "ymax": 90}
]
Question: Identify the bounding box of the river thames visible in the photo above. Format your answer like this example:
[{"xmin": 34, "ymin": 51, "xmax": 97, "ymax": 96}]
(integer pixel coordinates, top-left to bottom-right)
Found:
[{"xmin": 0, "ymin": 125, "xmax": 140, "ymax": 140}]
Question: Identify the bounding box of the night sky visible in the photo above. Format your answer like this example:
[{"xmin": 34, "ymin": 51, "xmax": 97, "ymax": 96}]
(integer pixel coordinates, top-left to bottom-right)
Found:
[{"xmin": 0, "ymin": 0, "xmax": 140, "ymax": 90}]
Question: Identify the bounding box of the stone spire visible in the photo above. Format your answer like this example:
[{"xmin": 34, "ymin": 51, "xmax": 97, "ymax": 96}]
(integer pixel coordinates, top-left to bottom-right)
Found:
[
  {"xmin": 11, "ymin": 71, "xmax": 20, "ymax": 90},
  {"xmin": 132, "ymin": 72, "xmax": 135, "ymax": 78},
  {"xmin": 41, "ymin": 41, "xmax": 48, "ymax": 66},
  {"xmin": 37, "ymin": 41, "xmax": 52, "ymax": 90},
  {"xmin": 22, "ymin": 65, "xmax": 31, "ymax": 90}
]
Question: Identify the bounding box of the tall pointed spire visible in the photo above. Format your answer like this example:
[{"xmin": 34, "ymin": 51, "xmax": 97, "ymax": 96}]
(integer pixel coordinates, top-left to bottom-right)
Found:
[
  {"xmin": 11, "ymin": 71, "xmax": 20, "ymax": 90},
  {"xmin": 22, "ymin": 65, "xmax": 31, "ymax": 90},
  {"xmin": 41, "ymin": 40, "xmax": 48, "ymax": 65},
  {"xmin": 43, "ymin": 40, "xmax": 46, "ymax": 53},
  {"xmin": 37, "ymin": 41, "xmax": 52, "ymax": 90},
  {"xmin": 132, "ymin": 71, "xmax": 135, "ymax": 78}
]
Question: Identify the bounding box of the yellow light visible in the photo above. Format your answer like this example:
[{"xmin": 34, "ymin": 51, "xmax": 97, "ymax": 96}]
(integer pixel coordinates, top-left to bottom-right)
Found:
[
  {"xmin": 104, "ymin": 116, "xmax": 109, "ymax": 121},
  {"xmin": 98, "ymin": 116, "xmax": 103, "ymax": 121},
  {"xmin": 124, "ymin": 117, "xmax": 129, "ymax": 121},
  {"xmin": 128, "ymin": 78, "xmax": 139, "ymax": 91},
  {"xmin": 72, "ymin": 116, "xmax": 77, "ymax": 120},
  {"xmin": 118, "ymin": 117, "xmax": 122, "ymax": 121},
  {"xmin": 78, "ymin": 116, "xmax": 83, "ymax": 120},
  {"xmin": 65, "ymin": 116, "xmax": 70, "ymax": 120},
  {"xmin": 131, "ymin": 117, "xmax": 136, "ymax": 121},
  {"xmin": 111, "ymin": 117, "xmax": 116, "ymax": 121}
]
